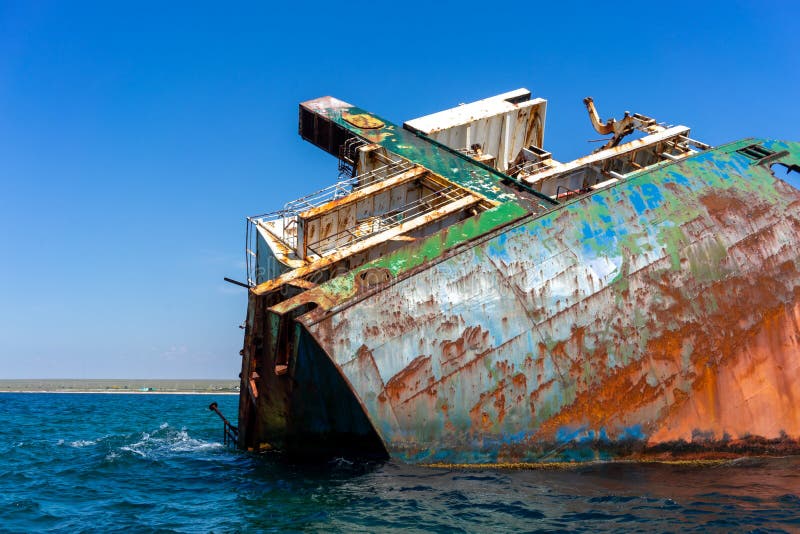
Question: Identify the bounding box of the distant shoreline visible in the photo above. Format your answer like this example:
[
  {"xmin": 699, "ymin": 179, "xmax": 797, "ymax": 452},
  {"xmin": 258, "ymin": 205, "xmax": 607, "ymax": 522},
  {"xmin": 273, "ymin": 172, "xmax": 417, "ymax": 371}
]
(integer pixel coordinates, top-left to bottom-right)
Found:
[
  {"xmin": 0, "ymin": 379, "xmax": 240, "ymax": 395},
  {"xmin": 0, "ymin": 390, "xmax": 238, "ymax": 395}
]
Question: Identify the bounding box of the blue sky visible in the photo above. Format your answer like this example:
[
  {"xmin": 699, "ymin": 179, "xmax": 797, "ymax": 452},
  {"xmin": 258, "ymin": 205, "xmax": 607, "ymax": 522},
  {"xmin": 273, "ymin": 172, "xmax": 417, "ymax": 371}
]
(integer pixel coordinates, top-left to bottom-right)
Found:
[{"xmin": 1, "ymin": 1, "xmax": 797, "ymax": 378}]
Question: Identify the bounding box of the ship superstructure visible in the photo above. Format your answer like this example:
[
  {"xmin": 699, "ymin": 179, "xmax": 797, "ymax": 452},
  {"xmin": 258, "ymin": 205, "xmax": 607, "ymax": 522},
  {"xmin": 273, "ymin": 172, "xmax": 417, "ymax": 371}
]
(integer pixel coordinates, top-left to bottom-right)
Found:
[{"xmin": 233, "ymin": 89, "xmax": 800, "ymax": 463}]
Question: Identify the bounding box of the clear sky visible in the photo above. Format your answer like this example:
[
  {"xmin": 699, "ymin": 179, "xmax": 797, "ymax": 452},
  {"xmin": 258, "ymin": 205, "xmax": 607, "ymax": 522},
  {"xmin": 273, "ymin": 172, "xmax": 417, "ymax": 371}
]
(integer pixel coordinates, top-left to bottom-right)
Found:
[{"xmin": 1, "ymin": 1, "xmax": 797, "ymax": 379}]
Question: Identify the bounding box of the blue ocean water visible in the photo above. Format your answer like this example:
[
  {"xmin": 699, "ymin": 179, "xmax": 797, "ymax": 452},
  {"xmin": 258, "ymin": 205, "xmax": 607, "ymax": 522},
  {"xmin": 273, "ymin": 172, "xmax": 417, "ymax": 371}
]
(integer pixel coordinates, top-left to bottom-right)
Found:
[{"xmin": 2, "ymin": 393, "xmax": 799, "ymax": 533}]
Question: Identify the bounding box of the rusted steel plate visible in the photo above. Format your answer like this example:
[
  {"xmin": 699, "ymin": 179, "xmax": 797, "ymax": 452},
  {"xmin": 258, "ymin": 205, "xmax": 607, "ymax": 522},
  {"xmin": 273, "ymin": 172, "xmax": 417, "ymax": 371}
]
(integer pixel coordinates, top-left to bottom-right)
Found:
[
  {"xmin": 300, "ymin": 96, "xmax": 556, "ymax": 209},
  {"xmin": 298, "ymin": 139, "xmax": 800, "ymax": 463}
]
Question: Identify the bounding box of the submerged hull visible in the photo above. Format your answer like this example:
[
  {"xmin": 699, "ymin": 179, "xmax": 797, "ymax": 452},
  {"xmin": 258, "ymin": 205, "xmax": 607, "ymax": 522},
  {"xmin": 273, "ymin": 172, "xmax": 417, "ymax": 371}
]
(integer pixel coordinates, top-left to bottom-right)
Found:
[{"xmin": 235, "ymin": 92, "xmax": 800, "ymax": 463}]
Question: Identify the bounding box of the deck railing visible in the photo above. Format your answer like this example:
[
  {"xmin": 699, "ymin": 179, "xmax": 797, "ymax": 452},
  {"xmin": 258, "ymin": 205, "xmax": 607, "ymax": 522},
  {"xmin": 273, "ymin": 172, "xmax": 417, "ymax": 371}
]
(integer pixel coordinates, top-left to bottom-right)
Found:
[
  {"xmin": 245, "ymin": 159, "xmax": 415, "ymax": 285},
  {"xmin": 305, "ymin": 185, "xmax": 471, "ymax": 257}
]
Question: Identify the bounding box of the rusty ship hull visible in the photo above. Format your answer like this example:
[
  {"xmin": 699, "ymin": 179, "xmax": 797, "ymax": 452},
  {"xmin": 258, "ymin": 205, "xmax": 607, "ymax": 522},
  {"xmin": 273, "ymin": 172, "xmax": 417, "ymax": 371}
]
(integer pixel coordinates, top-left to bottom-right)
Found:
[{"xmin": 234, "ymin": 90, "xmax": 800, "ymax": 463}]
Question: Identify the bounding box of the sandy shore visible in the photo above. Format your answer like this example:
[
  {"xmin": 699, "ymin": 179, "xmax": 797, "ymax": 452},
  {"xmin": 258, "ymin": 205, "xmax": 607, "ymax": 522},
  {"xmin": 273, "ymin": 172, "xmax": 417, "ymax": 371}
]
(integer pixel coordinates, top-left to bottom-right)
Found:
[
  {"xmin": 0, "ymin": 390, "xmax": 239, "ymax": 395},
  {"xmin": 0, "ymin": 379, "xmax": 239, "ymax": 394}
]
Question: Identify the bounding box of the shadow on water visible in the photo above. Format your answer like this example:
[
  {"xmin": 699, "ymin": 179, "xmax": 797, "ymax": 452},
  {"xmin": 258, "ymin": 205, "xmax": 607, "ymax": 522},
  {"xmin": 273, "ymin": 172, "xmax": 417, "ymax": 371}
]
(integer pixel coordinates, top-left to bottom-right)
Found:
[{"xmin": 232, "ymin": 452, "xmax": 800, "ymax": 533}]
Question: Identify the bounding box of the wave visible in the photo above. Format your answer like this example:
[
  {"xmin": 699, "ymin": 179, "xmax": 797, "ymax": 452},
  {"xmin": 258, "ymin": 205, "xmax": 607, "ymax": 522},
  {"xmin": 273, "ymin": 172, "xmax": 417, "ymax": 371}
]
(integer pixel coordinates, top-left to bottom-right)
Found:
[
  {"xmin": 69, "ymin": 439, "xmax": 97, "ymax": 448},
  {"xmin": 45, "ymin": 421, "xmax": 224, "ymax": 463},
  {"xmin": 108, "ymin": 424, "xmax": 223, "ymax": 462}
]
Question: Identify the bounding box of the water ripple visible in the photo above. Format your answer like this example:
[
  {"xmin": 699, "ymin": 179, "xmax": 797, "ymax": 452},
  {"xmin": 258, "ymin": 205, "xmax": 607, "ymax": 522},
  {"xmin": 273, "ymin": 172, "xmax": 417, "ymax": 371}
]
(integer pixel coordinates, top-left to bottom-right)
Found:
[{"xmin": 2, "ymin": 393, "xmax": 800, "ymax": 532}]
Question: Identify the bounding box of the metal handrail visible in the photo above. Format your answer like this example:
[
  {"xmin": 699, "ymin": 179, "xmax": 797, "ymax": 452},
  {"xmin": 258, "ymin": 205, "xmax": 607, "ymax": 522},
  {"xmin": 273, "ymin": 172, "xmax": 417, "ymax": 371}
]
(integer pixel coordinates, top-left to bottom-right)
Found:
[
  {"xmin": 250, "ymin": 160, "xmax": 414, "ymax": 223},
  {"xmin": 209, "ymin": 402, "xmax": 238, "ymax": 447},
  {"xmin": 244, "ymin": 159, "xmax": 417, "ymax": 285},
  {"xmin": 305, "ymin": 186, "xmax": 471, "ymax": 257},
  {"xmin": 513, "ymin": 159, "xmax": 553, "ymax": 177},
  {"xmin": 554, "ymin": 184, "xmax": 592, "ymax": 200}
]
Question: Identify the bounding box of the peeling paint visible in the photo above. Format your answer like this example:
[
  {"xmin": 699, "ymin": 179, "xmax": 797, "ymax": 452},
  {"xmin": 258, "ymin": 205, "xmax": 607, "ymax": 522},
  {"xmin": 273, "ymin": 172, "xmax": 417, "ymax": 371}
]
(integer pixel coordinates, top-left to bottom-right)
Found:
[{"xmin": 236, "ymin": 92, "xmax": 800, "ymax": 465}]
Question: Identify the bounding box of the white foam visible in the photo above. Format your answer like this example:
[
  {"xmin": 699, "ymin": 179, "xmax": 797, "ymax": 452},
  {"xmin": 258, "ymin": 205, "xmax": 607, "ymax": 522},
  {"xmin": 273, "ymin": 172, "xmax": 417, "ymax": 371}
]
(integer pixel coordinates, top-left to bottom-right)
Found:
[
  {"xmin": 115, "ymin": 426, "xmax": 222, "ymax": 459},
  {"xmin": 120, "ymin": 446, "xmax": 147, "ymax": 457},
  {"xmin": 69, "ymin": 439, "xmax": 97, "ymax": 448}
]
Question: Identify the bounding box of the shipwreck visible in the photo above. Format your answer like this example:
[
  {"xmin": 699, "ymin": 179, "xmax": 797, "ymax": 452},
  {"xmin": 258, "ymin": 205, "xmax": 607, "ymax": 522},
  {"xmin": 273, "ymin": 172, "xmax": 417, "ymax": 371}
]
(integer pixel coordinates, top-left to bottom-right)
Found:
[{"xmin": 229, "ymin": 89, "xmax": 800, "ymax": 463}]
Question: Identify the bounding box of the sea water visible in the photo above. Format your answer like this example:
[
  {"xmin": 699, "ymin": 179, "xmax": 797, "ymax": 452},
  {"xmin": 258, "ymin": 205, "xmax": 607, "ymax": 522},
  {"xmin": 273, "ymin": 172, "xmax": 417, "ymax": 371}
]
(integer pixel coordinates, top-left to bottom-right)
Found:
[{"xmin": 1, "ymin": 393, "xmax": 799, "ymax": 533}]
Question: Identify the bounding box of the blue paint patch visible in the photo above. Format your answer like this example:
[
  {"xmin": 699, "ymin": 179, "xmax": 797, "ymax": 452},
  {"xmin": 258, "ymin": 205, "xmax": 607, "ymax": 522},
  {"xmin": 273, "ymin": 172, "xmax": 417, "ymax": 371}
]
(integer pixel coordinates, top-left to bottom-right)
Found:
[
  {"xmin": 601, "ymin": 228, "xmax": 618, "ymax": 247},
  {"xmin": 688, "ymin": 149, "xmax": 720, "ymax": 165},
  {"xmin": 431, "ymin": 448, "xmax": 452, "ymax": 461},
  {"xmin": 507, "ymin": 226, "xmax": 530, "ymax": 241},
  {"xmin": 405, "ymin": 448, "xmax": 433, "ymax": 463},
  {"xmin": 503, "ymin": 430, "xmax": 530, "ymax": 444},
  {"xmin": 640, "ymin": 182, "xmax": 663, "ymax": 210},
  {"xmin": 581, "ymin": 221, "xmax": 595, "ymax": 241},
  {"xmin": 628, "ymin": 190, "xmax": 647, "ymax": 214},
  {"xmin": 486, "ymin": 232, "xmax": 512, "ymax": 262},
  {"xmin": 665, "ymin": 169, "xmax": 692, "ymax": 187},
  {"xmin": 556, "ymin": 426, "xmax": 587, "ymax": 443},
  {"xmin": 764, "ymin": 139, "xmax": 792, "ymax": 154},
  {"xmin": 709, "ymin": 167, "xmax": 732, "ymax": 182},
  {"xmin": 560, "ymin": 448, "xmax": 600, "ymax": 463},
  {"xmin": 617, "ymin": 425, "xmax": 645, "ymax": 441},
  {"xmin": 592, "ymin": 195, "xmax": 609, "ymax": 208}
]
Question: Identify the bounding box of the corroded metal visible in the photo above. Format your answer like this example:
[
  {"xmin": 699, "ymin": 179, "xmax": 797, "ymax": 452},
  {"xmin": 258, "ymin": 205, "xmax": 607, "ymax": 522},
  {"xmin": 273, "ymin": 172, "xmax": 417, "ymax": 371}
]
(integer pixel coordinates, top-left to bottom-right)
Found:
[
  {"xmin": 236, "ymin": 90, "xmax": 800, "ymax": 464},
  {"xmin": 209, "ymin": 402, "xmax": 238, "ymax": 446},
  {"xmin": 299, "ymin": 139, "xmax": 800, "ymax": 462},
  {"xmin": 583, "ymin": 97, "xmax": 660, "ymax": 151}
]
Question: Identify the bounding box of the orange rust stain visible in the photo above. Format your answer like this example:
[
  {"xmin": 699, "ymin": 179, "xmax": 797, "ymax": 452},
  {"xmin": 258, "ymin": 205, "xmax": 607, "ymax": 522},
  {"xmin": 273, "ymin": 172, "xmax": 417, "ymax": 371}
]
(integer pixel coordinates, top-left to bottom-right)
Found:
[
  {"xmin": 533, "ymin": 268, "xmax": 790, "ymax": 442},
  {"xmin": 381, "ymin": 354, "xmax": 433, "ymax": 406},
  {"xmin": 525, "ymin": 209, "xmax": 800, "ymax": 446},
  {"xmin": 699, "ymin": 191, "xmax": 775, "ymax": 223},
  {"xmin": 435, "ymin": 325, "xmax": 491, "ymax": 382},
  {"xmin": 321, "ymin": 180, "xmax": 800, "ymax": 459},
  {"xmin": 536, "ymin": 357, "xmax": 664, "ymax": 440},
  {"xmin": 440, "ymin": 338, "xmax": 466, "ymax": 375},
  {"xmin": 493, "ymin": 392, "xmax": 507, "ymax": 423},
  {"xmin": 512, "ymin": 372, "xmax": 527, "ymax": 389},
  {"xmin": 528, "ymin": 377, "xmax": 556, "ymax": 406},
  {"xmin": 392, "ymin": 332, "xmax": 496, "ymax": 413},
  {"xmin": 779, "ymin": 259, "xmax": 797, "ymax": 275},
  {"xmin": 436, "ymin": 316, "xmax": 461, "ymax": 335},
  {"xmin": 466, "ymin": 372, "xmax": 533, "ymax": 436},
  {"xmin": 352, "ymin": 343, "xmax": 383, "ymax": 384},
  {"xmin": 469, "ymin": 379, "xmax": 509, "ymax": 432},
  {"xmin": 649, "ymin": 300, "xmax": 800, "ymax": 444},
  {"xmin": 698, "ymin": 193, "xmax": 750, "ymax": 223},
  {"xmin": 495, "ymin": 360, "xmax": 513, "ymax": 378},
  {"xmin": 464, "ymin": 326, "xmax": 490, "ymax": 350}
]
